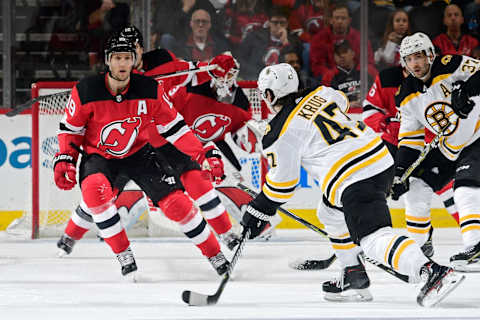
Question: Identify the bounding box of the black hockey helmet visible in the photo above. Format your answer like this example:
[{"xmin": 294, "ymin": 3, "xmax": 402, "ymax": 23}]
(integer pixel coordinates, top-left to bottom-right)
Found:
[
  {"xmin": 120, "ymin": 25, "xmax": 144, "ymax": 48},
  {"xmin": 104, "ymin": 31, "xmax": 137, "ymax": 66}
]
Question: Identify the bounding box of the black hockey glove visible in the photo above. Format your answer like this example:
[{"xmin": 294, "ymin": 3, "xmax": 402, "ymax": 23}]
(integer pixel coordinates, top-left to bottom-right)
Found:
[
  {"xmin": 390, "ymin": 167, "xmax": 409, "ymax": 201},
  {"xmin": 241, "ymin": 203, "xmax": 272, "ymax": 239},
  {"xmin": 451, "ymin": 81, "xmax": 474, "ymax": 119}
]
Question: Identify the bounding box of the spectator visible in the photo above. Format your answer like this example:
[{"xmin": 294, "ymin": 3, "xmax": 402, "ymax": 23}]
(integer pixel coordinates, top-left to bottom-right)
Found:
[
  {"xmin": 280, "ymin": 46, "xmax": 320, "ymax": 89},
  {"xmin": 374, "ymin": 9, "xmax": 410, "ymax": 68},
  {"xmin": 86, "ymin": 0, "xmax": 130, "ymax": 57},
  {"xmin": 309, "ymin": 3, "xmax": 375, "ymax": 78},
  {"xmin": 322, "ymin": 40, "xmax": 377, "ymax": 109},
  {"xmin": 175, "ymin": 9, "xmax": 230, "ymax": 61},
  {"xmin": 223, "ymin": 0, "xmax": 269, "ymax": 48},
  {"xmin": 238, "ymin": 6, "xmax": 303, "ymax": 80},
  {"xmin": 151, "ymin": 0, "xmax": 219, "ymax": 51},
  {"xmin": 408, "ymin": 0, "xmax": 447, "ymax": 38},
  {"xmin": 433, "ymin": 4, "xmax": 479, "ymax": 56},
  {"xmin": 289, "ymin": 0, "xmax": 330, "ymax": 42}
]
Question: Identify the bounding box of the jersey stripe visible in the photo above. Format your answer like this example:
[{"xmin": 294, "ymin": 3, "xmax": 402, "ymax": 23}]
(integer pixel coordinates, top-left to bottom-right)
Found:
[
  {"xmin": 322, "ymin": 136, "xmax": 382, "ymax": 193},
  {"xmin": 327, "ymin": 145, "xmax": 390, "ymax": 204}
]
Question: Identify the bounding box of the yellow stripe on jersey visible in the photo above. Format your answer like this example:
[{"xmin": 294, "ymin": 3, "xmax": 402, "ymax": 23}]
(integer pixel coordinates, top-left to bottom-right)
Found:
[
  {"xmin": 407, "ymin": 227, "xmax": 431, "ymax": 234},
  {"xmin": 398, "ymin": 140, "xmax": 425, "ymax": 147},
  {"xmin": 461, "ymin": 225, "xmax": 480, "ymax": 234},
  {"xmin": 262, "ymin": 184, "xmax": 295, "ymax": 201},
  {"xmin": 459, "ymin": 214, "xmax": 480, "ymax": 223},
  {"xmin": 278, "ymin": 86, "xmax": 324, "ymax": 138},
  {"xmin": 322, "ymin": 136, "xmax": 382, "ymax": 193},
  {"xmin": 392, "ymin": 239, "xmax": 415, "ymax": 270},
  {"xmin": 398, "ymin": 130, "xmax": 424, "ymax": 138},
  {"xmin": 400, "ymin": 92, "xmax": 421, "ymax": 107},
  {"xmin": 431, "ymin": 73, "xmax": 451, "ymax": 86},
  {"xmin": 475, "ymin": 120, "xmax": 480, "ymax": 132},
  {"xmin": 328, "ymin": 146, "xmax": 389, "ymax": 204},
  {"xmin": 442, "ymin": 137, "xmax": 466, "ymax": 151},
  {"xmin": 384, "ymin": 236, "xmax": 397, "ymax": 263},
  {"xmin": 332, "ymin": 243, "xmax": 357, "ymax": 250},
  {"xmin": 405, "ymin": 215, "xmax": 431, "ymax": 222},
  {"xmin": 265, "ymin": 175, "xmax": 298, "ymax": 188}
]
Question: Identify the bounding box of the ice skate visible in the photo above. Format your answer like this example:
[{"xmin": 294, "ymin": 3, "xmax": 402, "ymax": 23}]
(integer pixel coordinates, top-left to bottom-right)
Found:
[
  {"xmin": 322, "ymin": 256, "xmax": 372, "ymax": 302},
  {"xmin": 56, "ymin": 234, "xmax": 76, "ymax": 257},
  {"xmin": 208, "ymin": 251, "xmax": 230, "ymax": 275},
  {"xmin": 450, "ymin": 241, "xmax": 480, "ymax": 272},
  {"xmin": 116, "ymin": 246, "xmax": 138, "ymax": 281},
  {"xmin": 219, "ymin": 229, "xmax": 241, "ymax": 250},
  {"xmin": 421, "ymin": 227, "xmax": 434, "ymax": 258},
  {"xmin": 417, "ymin": 262, "xmax": 465, "ymax": 307}
]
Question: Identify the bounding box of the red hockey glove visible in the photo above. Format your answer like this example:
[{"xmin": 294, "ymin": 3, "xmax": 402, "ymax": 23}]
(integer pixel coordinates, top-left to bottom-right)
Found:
[
  {"xmin": 195, "ymin": 146, "xmax": 225, "ymax": 185},
  {"xmin": 53, "ymin": 153, "xmax": 77, "ymax": 190},
  {"xmin": 209, "ymin": 53, "xmax": 236, "ymax": 79},
  {"xmin": 384, "ymin": 117, "xmax": 400, "ymax": 138}
]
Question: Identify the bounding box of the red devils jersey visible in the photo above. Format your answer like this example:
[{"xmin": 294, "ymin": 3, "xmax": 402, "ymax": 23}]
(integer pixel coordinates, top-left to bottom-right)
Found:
[
  {"xmin": 167, "ymin": 81, "xmax": 252, "ymax": 144},
  {"xmin": 290, "ymin": 4, "xmax": 327, "ymax": 42},
  {"xmin": 433, "ymin": 33, "xmax": 479, "ymax": 56},
  {"xmin": 141, "ymin": 48, "xmax": 211, "ymax": 91},
  {"xmin": 58, "ymin": 73, "xmax": 204, "ymax": 159},
  {"xmin": 224, "ymin": 9, "xmax": 268, "ymax": 45}
]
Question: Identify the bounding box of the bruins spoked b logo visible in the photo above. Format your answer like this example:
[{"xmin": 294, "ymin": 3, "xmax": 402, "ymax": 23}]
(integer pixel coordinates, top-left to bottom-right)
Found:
[{"xmin": 424, "ymin": 102, "xmax": 459, "ymax": 136}]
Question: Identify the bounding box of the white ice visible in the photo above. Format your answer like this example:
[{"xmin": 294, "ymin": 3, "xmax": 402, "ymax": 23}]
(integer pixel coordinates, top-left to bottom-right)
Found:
[{"xmin": 0, "ymin": 228, "xmax": 478, "ymax": 320}]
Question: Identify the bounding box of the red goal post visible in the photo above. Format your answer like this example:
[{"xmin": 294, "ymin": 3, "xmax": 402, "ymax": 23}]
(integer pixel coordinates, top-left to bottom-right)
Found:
[{"xmin": 26, "ymin": 80, "xmax": 264, "ymax": 239}]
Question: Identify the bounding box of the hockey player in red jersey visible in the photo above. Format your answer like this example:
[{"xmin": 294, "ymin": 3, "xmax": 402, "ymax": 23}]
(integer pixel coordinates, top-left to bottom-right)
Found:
[
  {"xmin": 53, "ymin": 33, "xmax": 231, "ymax": 278},
  {"xmin": 56, "ymin": 27, "xmax": 242, "ymax": 262},
  {"xmin": 363, "ymin": 65, "xmax": 459, "ymax": 258}
]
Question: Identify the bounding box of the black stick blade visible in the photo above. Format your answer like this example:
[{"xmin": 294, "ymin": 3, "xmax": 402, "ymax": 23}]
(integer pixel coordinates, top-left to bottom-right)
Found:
[{"xmin": 289, "ymin": 255, "xmax": 336, "ymax": 271}]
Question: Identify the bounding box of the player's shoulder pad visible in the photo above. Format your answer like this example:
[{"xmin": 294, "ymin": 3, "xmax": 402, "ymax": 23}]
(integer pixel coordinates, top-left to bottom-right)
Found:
[
  {"xmin": 76, "ymin": 74, "xmax": 111, "ymax": 105},
  {"xmin": 128, "ymin": 73, "xmax": 160, "ymax": 99},
  {"xmin": 262, "ymin": 88, "xmax": 315, "ymax": 149},
  {"xmin": 142, "ymin": 48, "xmax": 175, "ymax": 71},
  {"xmin": 378, "ymin": 66, "xmax": 404, "ymax": 88},
  {"xmin": 430, "ymin": 54, "xmax": 462, "ymax": 77},
  {"xmin": 394, "ymin": 74, "xmax": 423, "ymax": 108}
]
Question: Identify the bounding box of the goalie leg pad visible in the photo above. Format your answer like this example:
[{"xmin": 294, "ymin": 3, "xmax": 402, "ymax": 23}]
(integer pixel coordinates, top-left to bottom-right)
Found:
[
  {"xmin": 81, "ymin": 173, "xmax": 114, "ymax": 213},
  {"xmin": 182, "ymin": 170, "xmax": 232, "ymax": 235}
]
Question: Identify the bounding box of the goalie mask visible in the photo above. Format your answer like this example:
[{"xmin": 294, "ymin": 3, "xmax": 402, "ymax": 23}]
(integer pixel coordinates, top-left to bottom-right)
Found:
[
  {"xmin": 104, "ymin": 33, "xmax": 137, "ymax": 70},
  {"xmin": 257, "ymin": 63, "xmax": 299, "ymax": 113},
  {"xmin": 399, "ymin": 32, "xmax": 436, "ymax": 81},
  {"xmin": 211, "ymin": 58, "xmax": 240, "ymax": 99}
]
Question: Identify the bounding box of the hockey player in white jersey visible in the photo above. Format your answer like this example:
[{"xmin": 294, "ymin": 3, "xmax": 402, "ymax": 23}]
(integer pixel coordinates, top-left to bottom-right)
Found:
[
  {"xmin": 240, "ymin": 63, "xmax": 464, "ymax": 307},
  {"xmin": 393, "ymin": 32, "xmax": 480, "ymax": 272}
]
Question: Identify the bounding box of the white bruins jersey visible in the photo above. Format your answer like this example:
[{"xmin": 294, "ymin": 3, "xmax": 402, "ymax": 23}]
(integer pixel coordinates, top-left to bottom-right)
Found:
[
  {"xmin": 261, "ymin": 86, "xmax": 393, "ymax": 207},
  {"xmin": 396, "ymin": 54, "xmax": 480, "ymax": 161}
]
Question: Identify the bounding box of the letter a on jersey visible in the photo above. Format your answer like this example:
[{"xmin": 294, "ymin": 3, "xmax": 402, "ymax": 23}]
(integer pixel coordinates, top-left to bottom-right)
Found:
[
  {"xmin": 98, "ymin": 117, "xmax": 142, "ymax": 156},
  {"xmin": 137, "ymin": 100, "xmax": 147, "ymax": 115}
]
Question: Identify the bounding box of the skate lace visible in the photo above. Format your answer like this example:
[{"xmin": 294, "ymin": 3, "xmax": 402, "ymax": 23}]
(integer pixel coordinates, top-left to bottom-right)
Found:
[
  {"xmin": 333, "ymin": 268, "xmax": 345, "ymax": 289},
  {"xmin": 209, "ymin": 253, "xmax": 227, "ymax": 268},
  {"xmin": 117, "ymin": 248, "xmax": 134, "ymax": 267},
  {"xmin": 61, "ymin": 235, "xmax": 75, "ymax": 248}
]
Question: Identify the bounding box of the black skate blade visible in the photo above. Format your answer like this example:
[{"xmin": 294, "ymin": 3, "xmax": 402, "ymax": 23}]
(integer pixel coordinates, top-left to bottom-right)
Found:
[{"xmin": 289, "ymin": 254, "xmax": 336, "ymax": 270}]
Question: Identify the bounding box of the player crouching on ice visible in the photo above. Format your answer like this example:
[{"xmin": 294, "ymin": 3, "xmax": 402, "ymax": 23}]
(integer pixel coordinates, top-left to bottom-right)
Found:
[
  {"xmin": 240, "ymin": 63, "xmax": 465, "ymax": 307},
  {"xmin": 53, "ymin": 33, "xmax": 232, "ymax": 279}
]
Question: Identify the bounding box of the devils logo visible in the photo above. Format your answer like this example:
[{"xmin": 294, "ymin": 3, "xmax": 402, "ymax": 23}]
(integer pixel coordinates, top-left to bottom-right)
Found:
[
  {"xmin": 98, "ymin": 117, "xmax": 142, "ymax": 156},
  {"xmin": 192, "ymin": 113, "xmax": 231, "ymax": 142}
]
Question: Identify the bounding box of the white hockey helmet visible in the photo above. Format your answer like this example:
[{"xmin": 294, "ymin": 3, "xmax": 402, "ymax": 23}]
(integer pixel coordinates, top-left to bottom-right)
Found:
[
  {"xmin": 257, "ymin": 63, "xmax": 299, "ymax": 112},
  {"xmin": 399, "ymin": 32, "xmax": 435, "ymax": 78}
]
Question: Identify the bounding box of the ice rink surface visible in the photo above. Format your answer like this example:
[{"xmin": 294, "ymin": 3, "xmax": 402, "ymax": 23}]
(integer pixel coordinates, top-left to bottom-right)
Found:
[{"xmin": 0, "ymin": 228, "xmax": 479, "ymax": 320}]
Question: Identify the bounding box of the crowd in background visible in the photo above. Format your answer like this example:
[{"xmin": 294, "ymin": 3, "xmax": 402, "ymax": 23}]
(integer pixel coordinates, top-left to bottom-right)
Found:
[{"xmin": 8, "ymin": 0, "xmax": 480, "ymax": 106}]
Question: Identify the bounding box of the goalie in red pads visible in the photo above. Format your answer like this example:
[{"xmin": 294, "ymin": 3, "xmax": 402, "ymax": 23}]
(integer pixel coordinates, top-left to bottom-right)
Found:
[{"xmin": 53, "ymin": 33, "xmax": 231, "ymax": 278}]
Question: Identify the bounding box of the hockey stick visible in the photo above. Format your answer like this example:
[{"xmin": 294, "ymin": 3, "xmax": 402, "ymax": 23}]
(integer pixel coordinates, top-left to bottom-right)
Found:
[
  {"xmin": 151, "ymin": 64, "xmax": 217, "ymax": 80},
  {"xmin": 6, "ymin": 65, "xmax": 219, "ymax": 117},
  {"xmin": 182, "ymin": 228, "xmax": 250, "ymax": 306},
  {"xmin": 399, "ymin": 130, "xmax": 444, "ymax": 184},
  {"xmin": 236, "ymin": 183, "xmax": 410, "ymax": 282}
]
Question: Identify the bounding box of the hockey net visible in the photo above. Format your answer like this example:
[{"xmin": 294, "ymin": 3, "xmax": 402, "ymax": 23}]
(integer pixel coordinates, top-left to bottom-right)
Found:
[{"xmin": 11, "ymin": 80, "xmax": 265, "ymax": 239}]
